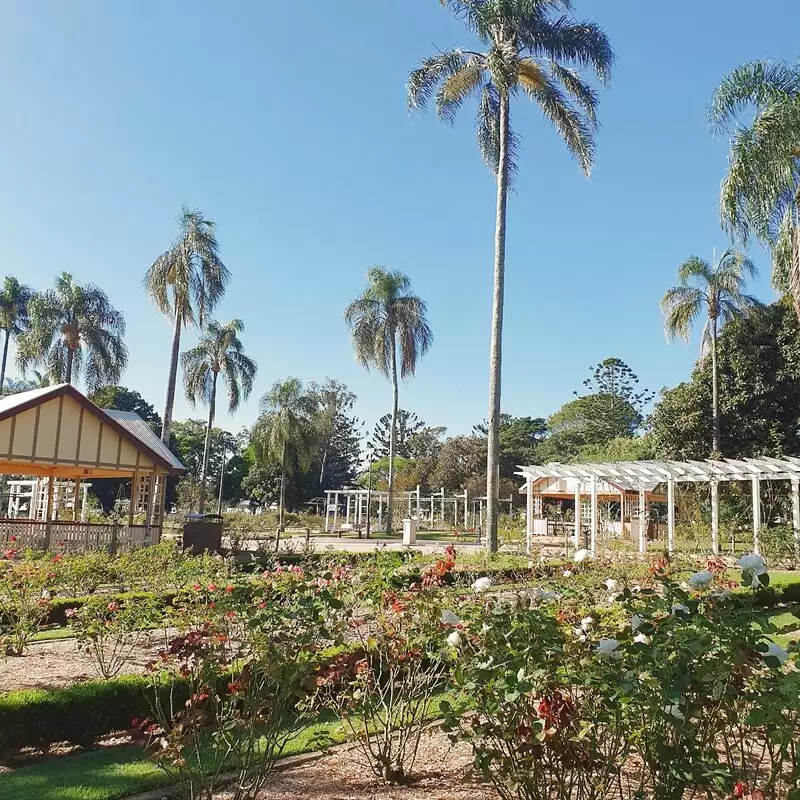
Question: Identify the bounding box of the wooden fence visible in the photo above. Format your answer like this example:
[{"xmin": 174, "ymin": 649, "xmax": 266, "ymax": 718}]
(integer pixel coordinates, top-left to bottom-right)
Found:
[{"xmin": 0, "ymin": 519, "xmax": 160, "ymax": 553}]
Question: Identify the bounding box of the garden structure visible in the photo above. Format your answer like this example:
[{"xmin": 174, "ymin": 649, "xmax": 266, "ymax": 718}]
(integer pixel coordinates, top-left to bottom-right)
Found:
[
  {"xmin": 0, "ymin": 384, "xmax": 184, "ymax": 551},
  {"xmin": 520, "ymin": 457, "xmax": 800, "ymax": 557},
  {"xmin": 323, "ymin": 486, "xmax": 516, "ymax": 534}
]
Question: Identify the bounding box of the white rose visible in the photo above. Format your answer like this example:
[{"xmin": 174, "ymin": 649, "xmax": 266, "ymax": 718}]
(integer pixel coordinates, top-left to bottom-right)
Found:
[
  {"xmin": 563, "ymin": 570, "xmax": 573, "ymax": 578},
  {"xmin": 663, "ymin": 704, "xmax": 685, "ymax": 720},
  {"xmin": 595, "ymin": 638, "xmax": 620, "ymax": 658},
  {"xmin": 573, "ymin": 548, "xmax": 591, "ymax": 563},
  {"xmin": 472, "ymin": 577, "xmax": 492, "ymax": 594},
  {"xmin": 440, "ymin": 610, "xmax": 461, "ymax": 626},
  {"xmin": 736, "ymin": 553, "xmax": 767, "ymax": 575},
  {"xmin": 604, "ymin": 578, "xmax": 618, "ymax": 592},
  {"xmin": 762, "ymin": 642, "xmax": 788, "ymax": 666},
  {"xmin": 671, "ymin": 604, "xmax": 690, "ymax": 616},
  {"xmin": 446, "ymin": 630, "xmax": 463, "ymax": 647},
  {"xmin": 580, "ymin": 616, "xmax": 594, "ymax": 631},
  {"xmin": 688, "ymin": 570, "xmax": 714, "ymax": 590},
  {"xmin": 633, "ymin": 633, "xmax": 650, "ymax": 645}
]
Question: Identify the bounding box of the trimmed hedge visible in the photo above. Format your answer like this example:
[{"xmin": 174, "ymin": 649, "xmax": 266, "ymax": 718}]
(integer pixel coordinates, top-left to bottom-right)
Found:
[{"xmin": 0, "ymin": 675, "xmax": 188, "ymax": 757}]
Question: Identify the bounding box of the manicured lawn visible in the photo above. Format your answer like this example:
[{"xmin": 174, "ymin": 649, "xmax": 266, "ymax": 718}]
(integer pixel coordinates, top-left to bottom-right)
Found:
[
  {"xmin": 0, "ymin": 715, "xmax": 344, "ymax": 800},
  {"xmin": 0, "ymin": 695, "xmax": 466, "ymax": 800}
]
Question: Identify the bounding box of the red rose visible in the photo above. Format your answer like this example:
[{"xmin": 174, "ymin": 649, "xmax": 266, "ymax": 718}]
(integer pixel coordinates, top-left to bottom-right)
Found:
[
  {"xmin": 207, "ymin": 583, "xmax": 218, "ymax": 592},
  {"xmin": 192, "ymin": 583, "xmax": 202, "ymax": 591}
]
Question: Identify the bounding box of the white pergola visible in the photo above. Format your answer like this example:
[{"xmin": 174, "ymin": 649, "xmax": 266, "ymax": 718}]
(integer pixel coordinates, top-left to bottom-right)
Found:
[{"xmin": 517, "ymin": 457, "xmax": 800, "ymax": 557}]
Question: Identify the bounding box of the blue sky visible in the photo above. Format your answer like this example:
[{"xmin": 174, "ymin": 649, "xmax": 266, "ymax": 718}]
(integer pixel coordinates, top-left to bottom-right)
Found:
[{"xmin": 0, "ymin": 1, "xmax": 796, "ymax": 438}]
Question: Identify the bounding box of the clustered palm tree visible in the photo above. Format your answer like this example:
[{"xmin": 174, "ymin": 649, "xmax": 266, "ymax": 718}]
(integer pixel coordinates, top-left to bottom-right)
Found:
[
  {"xmin": 145, "ymin": 206, "xmax": 230, "ymax": 446},
  {"xmin": 661, "ymin": 250, "xmax": 759, "ymax": 455},
  {"xmin": 182, "ymin": 319, "xmax": 257, "ymax": 513},
  {"xmin": 407, "ymin": 0, "xmax": 613, "ymax": 551},
  {"xmin": 17, "ymin": 272, "xmax": 127, "ymax": 392},
  {"xmin": 345, "ymin": 267, "xmax": 432, "ymax": 536},
  {"xmin": 709, "ymin": 59, "xmax": 800, "ymax": 315},
  {"xmin": 253, "ymin": 377, "xmax": 317, "ymax": 542},
  {"xmin": 0, "ymin": 276, "xmax": 33, "ymax": 394}
]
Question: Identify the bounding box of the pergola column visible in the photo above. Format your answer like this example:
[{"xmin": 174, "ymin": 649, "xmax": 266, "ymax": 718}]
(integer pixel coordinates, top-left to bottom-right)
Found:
[
  {"xmin": 440, "ymin": 488, "xmax": 445, "ymax": 526},
  {"xmin": 345, "ymin": 494, "xmax": 351, "ymax": 526},
  {"xmin": 710, "ymin": 480, "xmax": 720, "ymax": 556},
  {"xmin": 751, "ymin": 476, "xmax": 761, "ymax": 555},
  {"xmin": 574, "ymin": 482, "xmax": 582, "ymax": 548},
  {"xmin": 638, "ymin": 486, "xmax": 647, "ymax": 555},
  {"xmin": 667, "ymin": 477, "xmax": 675, "ymax": 554},
  {"xmin": 333, "ymin": 491, "xmax": 339, "ymax": 532},
  {"xmin": 463, "ymin": 490, "xmax": 468, "ymax": 528},
  {"xmin": 525, "ymin": 477, "xmax": 533, "ymax": 552},
  {"xmin": 44, "ymin": 476, "xmax": 55, "ymax": 548},
  {"xmin": 377, "ymin": 494, "xmax": 383, "ymax": 529},
  {"xmin": 589, "ymin": 476, "xmax": 598, "ymax": 556},
  {"xmin": 73, "ymin": 478, "xmax": 82, "ymax": 523},
  {"xmin": 791, "ymin": 478, "xmax": 800, "ymax": 556}
]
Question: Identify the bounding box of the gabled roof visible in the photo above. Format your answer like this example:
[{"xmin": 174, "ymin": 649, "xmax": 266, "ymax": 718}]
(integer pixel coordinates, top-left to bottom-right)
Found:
[{"xmin": 0, "ymin": 384, "xmax": 185, "ymax": 476}]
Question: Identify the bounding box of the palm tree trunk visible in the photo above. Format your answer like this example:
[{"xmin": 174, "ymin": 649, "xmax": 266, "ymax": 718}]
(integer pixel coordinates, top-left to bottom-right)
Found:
[
  {"xmin": 387, "ymin": 332, "xmax": 399, "ymax": 535},
  {"xmin": 198, "ymin": 372, "xmax": 217, "ymax": 514},
  {"xmin": 65, "ymin": 348, "xmax": 74, "ymax": 385},
  {"xmin": 161, "ymin": 302, "xmax": 182, "ymax": 446},
  {"xmin": 276, "ymin": 443, "xmax": 287, "ymax": 552},
  {"xmin": 710, "ymin": 314, "xmax": 720, "ymax": 455},
  {"xmin": 485, "ymin": 90, "xmax": 511, "ymax": 554},
  {"xmin": 0, "ymin": 330, "xmax": 9, "ymax": 395}
]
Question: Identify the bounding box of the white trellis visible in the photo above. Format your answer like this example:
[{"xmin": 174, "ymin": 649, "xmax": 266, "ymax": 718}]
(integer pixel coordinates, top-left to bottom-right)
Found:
[{"xmin": 518, "ymin": 457, "xmax": 800, "ymax": 557}]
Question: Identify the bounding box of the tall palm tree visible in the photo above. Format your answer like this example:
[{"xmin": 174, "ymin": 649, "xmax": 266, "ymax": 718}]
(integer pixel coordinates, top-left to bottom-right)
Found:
[
  {"xmin": 345, "ymin": 267, "xmax": 432, "ymax": 535},
  {"xmin": 17, "ymin": 273, "xmax": 127, "ymax": 391},
  {"xmin": 660, "ymin": 251, "xmax": 760, "ymax": 455},
  {"xmin": 0, "ymin": 277, "xmax": 33, "ymax": 395},
  {"xmin": 144, "ymin": 206, "xmax": 230, "ymax": 446},
  {"xmin": 709, "ymin": 59, "xmax": 800, "ymax": 315},
  {"xmin": 408, "ymin": 0, "xmax": 613, "ymax": 552},
  {"xmin": 181, "ymin": 319, "xmax": 257, "ymax": 514},
  {"xmin": 252, "ymin": 377, "xmax": 317, "ymax": 544}
]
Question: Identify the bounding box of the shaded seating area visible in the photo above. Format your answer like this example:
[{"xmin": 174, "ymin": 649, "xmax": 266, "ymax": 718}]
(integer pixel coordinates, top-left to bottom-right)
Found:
[
  {"xmin": 0, "ymin": 384, "xmax": 185, "ymax": 552},
  {"xmin": 518, "ymin": 457, "xmax": 800, "ymax": 556}
]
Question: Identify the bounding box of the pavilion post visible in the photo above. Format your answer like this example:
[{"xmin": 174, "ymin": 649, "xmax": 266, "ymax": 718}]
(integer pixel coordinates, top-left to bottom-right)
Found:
[
  {"xmin": 43, "ymin": 476, "xmax": 55, "ymax": 549},
  {"xmin": 638, "ymin": 486, "xmax": 647, "ymax": 555},
  {"xmin": 324, "ymin": 491, "xmax": 330, "ymax": 533},
  {"xmin": 710, "ymin": 481, "xmax": 720, "ymax": 556},
  {"xmin": 128, "ymin": 473, "xmax": 137, "ymax": 528},
  {"xmin": 345, "ymin": 494, "xmax": 351, "ymax": 526},
  {"xmin": 574, "ymin": 482, "xmax": 582, "ymax": 548},
  {"xmin": 378, "ymin": 494, "xmax": 383, "ymax": 530},
  {"xmin": 441, "ymin": 488, "xmax": 445, "ymax": 527},
  {"xmin": 73, "ymin": 478, "xmax": 82, "ymax": 523},
  {"xmin": 751, "ymin": 476, "xmax": 761, "ymax": 555},
  {"xmin": 589, "ymin": 476, "xmax": 598, "ymax": 556},
  {"xmin": 416, "ymin": 485, "xmax": 421, "ymax": 519},
  {"xmin": 333, "ymin": 492, "xmax": 339, "ymax": 532},
  {"xmin": 525, "ymin": 477, "xmax": 533, "ymax": 552},
  {"xmin": 667, "ymin": 478, "xmax": 675, "ymax": 554},
  {"xmin": 791, "ymin": 478, "xmax": 800, "ymax": 557}
]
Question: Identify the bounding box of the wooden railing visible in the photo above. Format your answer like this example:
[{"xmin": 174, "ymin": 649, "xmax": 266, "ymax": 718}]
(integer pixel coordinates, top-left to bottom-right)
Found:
[{"xmin": 0, "ymin": 519, "xmax": 161, "ymax": 553}]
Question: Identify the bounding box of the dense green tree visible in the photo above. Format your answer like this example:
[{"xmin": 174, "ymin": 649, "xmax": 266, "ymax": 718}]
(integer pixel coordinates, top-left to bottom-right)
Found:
[
  {"xmin": 90, "ymin": 386, "xmax": 161, "ymax": 431},
  {"xmin": 408, "ymin": 0, "xmax": 613, "ymax": 552},
  {"xmin": 345, "ymin": 267, "xmax": 432, "ymax": 534},
  {"xmin": 652, "ymin": 301, "xmax": 800, "ymax": 460},
  {"xmin": 474, "ymin": 414, "xmax": 547, "ymax": 477},
  {"xmin": 430, "ymin": 435, "xmax": 487, "ymax": 493},
  {"xmin": 181, "ymin": 319, "xmax": 257, "ymax": 513},
  {"xmin": 252, "ymin": 377, "xmax": 317, "ymax": 537},
  {"xmin": 579, "ymin": 358, "xmax": 653, "ymax": 419},
  {"xmin": 370, "ymin": 410, "xmax": 426, "ymax": 459},
  {"xmin": 144, "ymin": 207, "xmax": 230, "ymax": 446},
  {"xmin": 307, "ymin": 379, "xmax": 361, "ymax": 491},
  {"xmin": 538, "ymin": 394, "xmax": 640, "ymax": 463},
  {"xmin": 661, "ymin": 250, "xmax": 759, "ymax": 454},
  {"xmin": 18, "ymin": 273, "xmax": 127, "ymax": 392},
  {"xmin": 576, "ymin": 434, "xmax": 655, "ymax": 463},
  {"xmin": 0, "ymin": 277, "xmax": 33, "ymax": 395},
  {"xmin": 709, "ymin": 59, "xmax": 800, "ymax": 312}
]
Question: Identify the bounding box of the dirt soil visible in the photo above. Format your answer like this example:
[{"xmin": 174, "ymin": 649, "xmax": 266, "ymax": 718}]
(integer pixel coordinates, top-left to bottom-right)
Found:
[
  {"xmin": 0, "ymin": 631, "xmax": 171, "ymax": 692},
  {"xmin": 248, "ymin": 730, "xmax": 497, "ymax": 800}
]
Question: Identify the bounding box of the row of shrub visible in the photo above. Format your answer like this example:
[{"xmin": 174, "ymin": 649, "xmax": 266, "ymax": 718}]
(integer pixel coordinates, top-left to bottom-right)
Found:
[{"xmin": 0, "ymin": 674, "xmax": 187, "ymax": 756}]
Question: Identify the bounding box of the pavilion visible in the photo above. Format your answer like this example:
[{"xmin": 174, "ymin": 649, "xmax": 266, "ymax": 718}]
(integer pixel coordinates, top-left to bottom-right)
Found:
[
  {"xmin": 518, "ymin": 457, "xmax": 800, "ymax": 556},
  {"xmin": 0, "ymin": 384, "xmax": 185, "ymax": 551}
]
